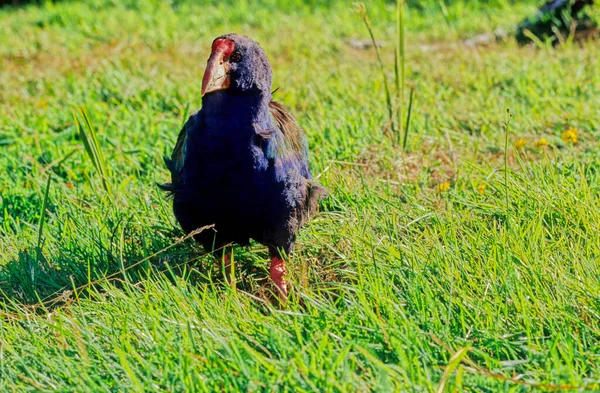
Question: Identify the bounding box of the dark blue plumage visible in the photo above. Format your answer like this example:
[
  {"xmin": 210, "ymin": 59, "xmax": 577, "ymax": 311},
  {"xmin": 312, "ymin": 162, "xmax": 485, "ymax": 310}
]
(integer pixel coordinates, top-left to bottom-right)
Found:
[{"xmin": 161, "ymin": 34, "xmax": 326, "ymax": 298}]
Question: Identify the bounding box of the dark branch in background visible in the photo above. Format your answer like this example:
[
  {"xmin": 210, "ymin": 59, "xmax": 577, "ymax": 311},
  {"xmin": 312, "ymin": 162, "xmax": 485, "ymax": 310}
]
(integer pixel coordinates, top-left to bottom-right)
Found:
[{"xmin": 516, "ymin": 0, "xmax": 597, "ymax": 45}]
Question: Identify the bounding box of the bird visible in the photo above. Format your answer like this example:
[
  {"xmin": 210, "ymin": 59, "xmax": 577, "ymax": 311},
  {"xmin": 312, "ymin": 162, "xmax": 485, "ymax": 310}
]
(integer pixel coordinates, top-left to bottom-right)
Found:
[{"xmin": 160, "ymin": 34, "xmax": 327, "ymax": 301}]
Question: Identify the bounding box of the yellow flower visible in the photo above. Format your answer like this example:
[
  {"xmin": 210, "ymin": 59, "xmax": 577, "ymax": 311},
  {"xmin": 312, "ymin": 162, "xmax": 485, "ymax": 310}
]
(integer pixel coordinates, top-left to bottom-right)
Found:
[
  {"xmin": 534, "ymin": 138, "xmax": 549, "ymax": 148},
  {"xmin": 562, "ymin": 128, "xmax": 578, "ymax": 144},
  {"xmin": 477, "ymin": 183, "xmax": 486, "ymax": 194},
  {"xmin": 438, "ymin": 182, "xmax": 451, "ymax": 193},
  {"xmin": 35, "ymin": 98, "xmax": 49, "ymax": 110},
  {"xmin": 513, "ymin": 138, "xmax": 527, "ymax": 150}
]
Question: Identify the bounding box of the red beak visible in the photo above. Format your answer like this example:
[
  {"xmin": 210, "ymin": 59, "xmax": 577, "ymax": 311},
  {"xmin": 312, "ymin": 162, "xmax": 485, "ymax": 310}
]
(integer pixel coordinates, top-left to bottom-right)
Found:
[{"xmin": 201, "ymin": 38, "xmax": 235, "ymax": 96}]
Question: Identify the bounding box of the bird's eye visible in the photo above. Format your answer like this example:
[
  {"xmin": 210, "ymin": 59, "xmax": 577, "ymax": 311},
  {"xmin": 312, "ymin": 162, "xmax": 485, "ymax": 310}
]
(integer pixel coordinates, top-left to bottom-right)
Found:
[{"xmin": 229, "ymin": 51, "xmax": 242, "ymax": 63}]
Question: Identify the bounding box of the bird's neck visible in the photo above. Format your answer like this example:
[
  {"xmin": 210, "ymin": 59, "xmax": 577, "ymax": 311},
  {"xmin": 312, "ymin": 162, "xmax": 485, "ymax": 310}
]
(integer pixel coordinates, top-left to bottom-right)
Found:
[{"xmin": 201, "ymin": 90, "xmax": 272, "ymax": 132}]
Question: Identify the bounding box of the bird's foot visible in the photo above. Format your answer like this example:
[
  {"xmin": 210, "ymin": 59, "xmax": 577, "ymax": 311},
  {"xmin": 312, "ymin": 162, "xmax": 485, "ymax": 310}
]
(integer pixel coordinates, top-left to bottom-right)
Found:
[
  {"xmin": 220, "ymin": 251, "xmax": 236, "ymax": 290},
  {"xmin": 270, "ymin": 256, "xmax": 288, "ymax": 302}
]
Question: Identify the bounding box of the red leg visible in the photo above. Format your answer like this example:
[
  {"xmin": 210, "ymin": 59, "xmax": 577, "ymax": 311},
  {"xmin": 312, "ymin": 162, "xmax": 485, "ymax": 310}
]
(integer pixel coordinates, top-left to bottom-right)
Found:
[
  {"xmin": 220, "ymin": 249, "xmax": 234, "ymax": 287},
  {"xmin": 270, "ymin": 256, "xmax": 288, "ymax": 301}
]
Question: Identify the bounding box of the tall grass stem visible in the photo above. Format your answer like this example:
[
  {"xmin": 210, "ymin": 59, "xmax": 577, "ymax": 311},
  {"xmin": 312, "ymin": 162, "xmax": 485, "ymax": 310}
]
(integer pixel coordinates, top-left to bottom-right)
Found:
[
  {"xmin": 396, "ymin": 0, "xmax": 405, "ymax": 146},
  {"xmin": 357, "ymin": 4, "xmax": 397, "ymax": 142},
  {"xmin": 403, "ymin": 86, "xmax": 415, "ymax": 150}
]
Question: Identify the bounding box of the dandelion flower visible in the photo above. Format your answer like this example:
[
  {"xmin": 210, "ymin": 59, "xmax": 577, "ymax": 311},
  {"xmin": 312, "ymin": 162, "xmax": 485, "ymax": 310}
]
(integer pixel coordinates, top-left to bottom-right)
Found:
[
  {"xmin": 513, "ymin": 138, "xmax": 527, "ymax": 150},
  {"xmin": 438, "ymin": 182, "xmax": 451, "ymax": 193},
  {"xmin": 562, "ymin": 128, "xmax": 578, "ymax": 144},
  {"xmin": 477, "ymin": 183, "xmax": 486, "ymax": 194},
  {"xmin": 534, "ymin": 138, "xmax": 549, "ymax": 148}
]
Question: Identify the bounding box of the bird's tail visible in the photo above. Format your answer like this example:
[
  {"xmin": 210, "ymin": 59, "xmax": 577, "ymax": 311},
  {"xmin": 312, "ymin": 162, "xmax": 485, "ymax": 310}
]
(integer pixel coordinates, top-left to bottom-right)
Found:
[
  {"xmin": 304, "ymin": 180, "xmax": 328, "ymax": 221},
  {"xmin": 157, "ymin": 156, "xmax": 177, "ymax": 195}
]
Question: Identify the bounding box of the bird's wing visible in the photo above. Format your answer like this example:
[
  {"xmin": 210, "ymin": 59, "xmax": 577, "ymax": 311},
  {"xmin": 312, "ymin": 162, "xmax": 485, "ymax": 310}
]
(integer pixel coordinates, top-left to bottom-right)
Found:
[
  {"xmin": 159, "ymin": 113, "xmax": 196, "ymax": 194},
  {"xmin": 268, "ymin": 101, "xmax": 308, "ymax": 163},
  {"xmin": 268, "ymin": 101, "xmax": 328, "ymax": 221}
]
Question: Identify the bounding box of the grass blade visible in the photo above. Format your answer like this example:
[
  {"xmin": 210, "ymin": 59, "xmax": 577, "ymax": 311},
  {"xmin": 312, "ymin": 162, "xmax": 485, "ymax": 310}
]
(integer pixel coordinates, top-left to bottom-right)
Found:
[
  {"xmin": 436, "ymin": 346, "xmax": 470, "ymax": 393},
  {"xmin": 74, "ymin": 108, "xmax": 112, "ymax": 197},
  {"xmin": 402, "ymin": 86, "xmax": 415, "ymax": 150},
  {"xmin": 357, "ymin": 3, "xmax": 397, "ymax": 143},
  {"xmin": 396, "ymin": 0, "xmax": 405, "ymax": 146},
  {"xmin": 35, "ymin": 175, "xmax": 52, "ymax": 265}
]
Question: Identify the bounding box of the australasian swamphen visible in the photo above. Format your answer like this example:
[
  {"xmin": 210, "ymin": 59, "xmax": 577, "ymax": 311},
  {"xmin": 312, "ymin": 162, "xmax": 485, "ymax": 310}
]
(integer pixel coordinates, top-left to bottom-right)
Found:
[{"xmin": 161, "ymin": 34, "xmax": 326, "ymax": 300}]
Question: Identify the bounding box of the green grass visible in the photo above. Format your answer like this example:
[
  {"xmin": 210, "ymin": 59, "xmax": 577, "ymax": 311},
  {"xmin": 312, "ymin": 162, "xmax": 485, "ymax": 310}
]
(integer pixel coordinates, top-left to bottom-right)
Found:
[{"xmin": 1, "ymin": 0, "xmax": 600, "ymax": 391}]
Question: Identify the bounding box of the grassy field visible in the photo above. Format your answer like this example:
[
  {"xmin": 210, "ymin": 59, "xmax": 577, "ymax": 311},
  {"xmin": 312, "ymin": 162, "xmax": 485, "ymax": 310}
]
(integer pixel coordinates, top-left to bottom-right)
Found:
[{"xmin": 1, "ymin": 0, "xmax": 600, "ymax": 391}]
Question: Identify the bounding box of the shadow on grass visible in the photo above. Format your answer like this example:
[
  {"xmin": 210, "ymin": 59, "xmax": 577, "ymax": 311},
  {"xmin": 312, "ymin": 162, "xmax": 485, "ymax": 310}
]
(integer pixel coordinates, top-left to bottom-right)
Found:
[{"xmin": 0, "ymin": 225, "xmax": 272, "ymax": 312}]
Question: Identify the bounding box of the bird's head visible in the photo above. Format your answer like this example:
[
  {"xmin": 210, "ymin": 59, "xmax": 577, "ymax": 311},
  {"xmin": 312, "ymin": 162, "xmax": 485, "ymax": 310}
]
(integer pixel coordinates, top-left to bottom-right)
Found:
[{"xmin": 201, "ymin": 34, "xmax": 272, "ymax": 97}]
